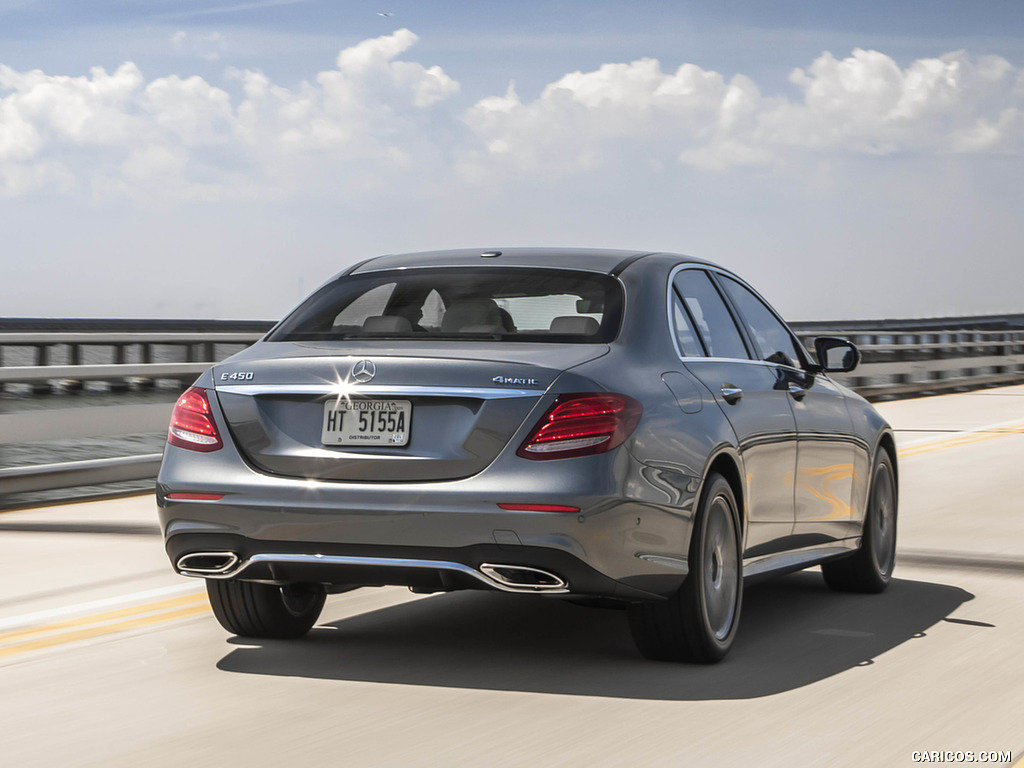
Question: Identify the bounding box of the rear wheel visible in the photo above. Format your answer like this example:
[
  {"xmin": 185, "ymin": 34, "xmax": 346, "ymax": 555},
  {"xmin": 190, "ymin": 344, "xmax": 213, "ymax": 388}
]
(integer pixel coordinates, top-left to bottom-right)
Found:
[
  {"xmin": 822, "ymin": 449, "xmax": 897, "ymax": 593},
  {"xmin": 628, "ymin": 473, "xmax": 742, "ymax": 663},
  {"xmin": 206, "ymin": 580, "xmax": 326, "ymax": 638}
]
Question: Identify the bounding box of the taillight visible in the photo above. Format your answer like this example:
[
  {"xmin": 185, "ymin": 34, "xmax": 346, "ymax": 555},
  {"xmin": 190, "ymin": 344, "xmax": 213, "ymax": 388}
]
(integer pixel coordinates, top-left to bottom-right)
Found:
[
  {"xmin": 167, "ymin": 387, "xmax": 223, "ymax": 452},
  {"xmin": 517, "ymin": 393, "xmax": 642, "ymax": 460}
]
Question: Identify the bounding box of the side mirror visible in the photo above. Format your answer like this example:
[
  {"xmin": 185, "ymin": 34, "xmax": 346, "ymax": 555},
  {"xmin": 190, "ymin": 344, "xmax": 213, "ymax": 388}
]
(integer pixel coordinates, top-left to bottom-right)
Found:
[{"xmin": 814, "ymin": 337, "xmax": 861, "ymax": 373}]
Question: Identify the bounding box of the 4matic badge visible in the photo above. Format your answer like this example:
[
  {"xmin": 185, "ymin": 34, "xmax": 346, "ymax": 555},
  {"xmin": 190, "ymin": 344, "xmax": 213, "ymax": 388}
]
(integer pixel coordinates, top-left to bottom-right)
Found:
[{"xmin": 492, "ymin": 375, "xmax": 540, "ymax": 386}]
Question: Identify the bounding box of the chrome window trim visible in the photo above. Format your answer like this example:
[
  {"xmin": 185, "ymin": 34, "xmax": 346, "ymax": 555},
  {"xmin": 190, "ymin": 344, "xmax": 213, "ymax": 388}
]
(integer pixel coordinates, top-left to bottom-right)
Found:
[
  {"xmin": 666, "ymin": 263, "xmax": 808, "ymax": 374},
  {"xmin": 215, "ymin": 384, "xmax": 546, "ymax": 399},
  {"xmin": 713, "ymin": 271, "xmax": 813, "ymax": 370},
  {"xmin": 667, "ymin": 264, "xmax": 752, "ymax": 362}
]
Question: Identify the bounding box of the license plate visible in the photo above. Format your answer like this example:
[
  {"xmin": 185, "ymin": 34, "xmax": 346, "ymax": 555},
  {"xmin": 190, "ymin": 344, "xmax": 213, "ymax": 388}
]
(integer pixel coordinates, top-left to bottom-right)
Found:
[{"xmin": 321, "ymin": 399, "xmax": 412, "ymax": 446}]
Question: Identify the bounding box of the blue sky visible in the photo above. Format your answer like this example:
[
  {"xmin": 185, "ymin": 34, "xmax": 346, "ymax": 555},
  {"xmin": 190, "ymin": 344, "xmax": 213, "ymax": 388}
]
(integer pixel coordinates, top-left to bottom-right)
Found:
[{"xmin": 2, "ymin": 1, "xmax": 1023, "ymax": 319}]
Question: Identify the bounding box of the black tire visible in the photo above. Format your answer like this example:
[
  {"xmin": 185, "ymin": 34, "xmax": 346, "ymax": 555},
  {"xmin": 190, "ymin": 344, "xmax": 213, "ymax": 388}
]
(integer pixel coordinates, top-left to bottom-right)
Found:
[
  {"xmin": 822, "ymin": 449, "xmax": 897, "ymax": 593},
  {"xmin": 627, "ymin": 473, "xmax": 743, "ymax": 663},
  {"xmin": 206, "ymin": 580, "xmax": 326, "ymax": 639}
]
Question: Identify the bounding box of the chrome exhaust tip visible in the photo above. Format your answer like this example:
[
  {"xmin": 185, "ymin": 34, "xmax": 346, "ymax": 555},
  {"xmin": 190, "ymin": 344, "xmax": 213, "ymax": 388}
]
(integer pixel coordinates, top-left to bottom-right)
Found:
[
  {"xmin": 177, "ymin": 551, "xmax": 240, "ymax": 576},
  {"xmin": 479, "ymin": 563, "xmax": 568, "ymax": 592}
]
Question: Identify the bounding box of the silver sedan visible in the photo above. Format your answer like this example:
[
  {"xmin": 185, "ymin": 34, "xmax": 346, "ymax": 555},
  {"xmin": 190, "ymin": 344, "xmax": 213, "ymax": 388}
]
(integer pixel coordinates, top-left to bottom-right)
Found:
[{"xmin": 157, "ymin": 248, "xmax": 897, "ymax": 663}]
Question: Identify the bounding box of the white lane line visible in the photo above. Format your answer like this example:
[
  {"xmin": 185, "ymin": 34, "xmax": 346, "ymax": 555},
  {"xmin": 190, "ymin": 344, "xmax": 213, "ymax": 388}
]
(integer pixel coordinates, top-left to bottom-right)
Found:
[{"xmin": 0, "ymin": 582, "xmax": 203, "ymax": 633}]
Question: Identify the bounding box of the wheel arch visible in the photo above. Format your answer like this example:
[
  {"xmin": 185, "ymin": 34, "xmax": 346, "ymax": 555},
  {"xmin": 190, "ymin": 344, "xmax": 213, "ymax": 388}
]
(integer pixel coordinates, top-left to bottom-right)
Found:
[
  {"xmin": 701, "ymin": 447, "xmax": 746, "ymax": 538},
  {"xmin": 874, "ymin": 429, "xmax": 899, "ymax": 502}
]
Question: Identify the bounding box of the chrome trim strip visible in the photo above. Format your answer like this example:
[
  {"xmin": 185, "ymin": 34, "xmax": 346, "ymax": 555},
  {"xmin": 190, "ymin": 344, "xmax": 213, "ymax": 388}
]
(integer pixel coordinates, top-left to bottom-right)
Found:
[
  {"xmin": 215, "ymin": 384, "xmax": 545, "ymax": 399},
  {"xmin": 637, "ymin": 553, "xmax": 689, "ymax": 574},
  {"xmin": 743, "ymin": 545, "xmax": 853, "ymax": 578},
  {"xmin": 188, "ymin": 553, "xmax": 570, "ymax": 594}
]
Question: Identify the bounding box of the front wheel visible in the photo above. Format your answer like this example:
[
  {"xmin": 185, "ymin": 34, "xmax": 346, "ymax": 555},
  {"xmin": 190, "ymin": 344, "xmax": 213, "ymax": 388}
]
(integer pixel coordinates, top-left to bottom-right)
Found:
[
  {"xmin": 627, "ymin": 473, "xmax": 743, "ymax": 663},
  {"xmin": 207, "ymin": 580, "xmax": 326, "ymax": 639},
  {"xmin": 822, "ymin": 449, "xmax": 897, "ymax": 593}
]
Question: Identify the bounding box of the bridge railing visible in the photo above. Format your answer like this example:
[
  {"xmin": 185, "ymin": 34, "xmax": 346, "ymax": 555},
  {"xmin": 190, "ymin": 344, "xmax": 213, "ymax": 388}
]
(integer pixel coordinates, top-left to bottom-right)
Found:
[
  {"xmin": 3, "ymin": 315, "xmax": 1024, "ymax": 504},
  {"xmin": 790, "ymin": 323, "xmax": 1024, "ymax": 399}
]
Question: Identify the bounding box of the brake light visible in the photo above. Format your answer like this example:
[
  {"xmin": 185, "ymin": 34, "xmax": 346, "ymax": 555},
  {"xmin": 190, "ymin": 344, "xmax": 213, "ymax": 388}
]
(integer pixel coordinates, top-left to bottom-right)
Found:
[
  {"xmin": 167, "ymin": 387, "xmax": 223, "ymax": 452},
  {"xmin": 517, "ymin": 393, "xmax": 642, "ymax": 460}
]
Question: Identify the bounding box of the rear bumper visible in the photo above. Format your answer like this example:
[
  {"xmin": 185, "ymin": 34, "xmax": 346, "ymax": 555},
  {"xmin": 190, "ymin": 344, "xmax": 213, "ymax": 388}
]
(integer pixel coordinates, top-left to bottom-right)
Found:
[{"xmin": 157, "ymin": 437, "xmax": 701, "ymax": 601}]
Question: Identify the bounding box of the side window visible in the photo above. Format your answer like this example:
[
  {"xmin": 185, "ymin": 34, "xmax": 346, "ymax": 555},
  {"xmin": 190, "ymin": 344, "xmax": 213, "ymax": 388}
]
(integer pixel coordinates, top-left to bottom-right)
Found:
[
  {"xmin": 720, "ymin": 276, "xmax": 803, "ymax": 368},
  {"xmin": 673, "ymin": 270, "xmax": 750, "ymax": 359},
  {"xmin": 671, "ymin": 295, "xmax": 704, "ymax": 357}
]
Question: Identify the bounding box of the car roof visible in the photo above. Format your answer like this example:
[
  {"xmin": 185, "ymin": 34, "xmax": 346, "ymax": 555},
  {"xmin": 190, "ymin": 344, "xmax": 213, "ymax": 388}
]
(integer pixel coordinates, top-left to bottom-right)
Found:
[{"xmin": 346, "ymin": 247, "xmax": 716, "ymax": 275}]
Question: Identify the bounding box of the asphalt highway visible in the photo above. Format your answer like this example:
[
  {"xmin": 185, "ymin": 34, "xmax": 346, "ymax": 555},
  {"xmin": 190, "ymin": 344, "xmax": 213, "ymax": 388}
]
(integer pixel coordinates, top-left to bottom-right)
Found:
[{"xmin": 2, "ymin": 386, "xmax": 1023, "ymax": 767}]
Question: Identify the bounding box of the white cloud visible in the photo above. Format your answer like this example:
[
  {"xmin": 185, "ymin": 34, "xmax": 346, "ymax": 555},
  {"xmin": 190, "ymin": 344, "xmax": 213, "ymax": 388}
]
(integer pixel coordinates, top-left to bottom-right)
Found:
[
  {"xmin": 0, "ymin": 62, "xmax": 143, "ymax": 148},
  {"xmin": 0, "ymin": 29, "xmax": 459, "ymax": 199},
  {"xmin": 463, "ymin": 48, "xmax": 1024, "ymax": 176},
  {"xmin": 143, "ymin": 75, "xmax": 234, "ymax": 144},
  {"xmin": 460, "ymin": 59, "xmax": 765, "ymax": 176},
  {"xmin": 0, "ymin": 34, "xmax": 1021, "ymax": 201},
  {"xmin": 770, "ymin": 49, "xmax": 1023, "ymax": 155}
]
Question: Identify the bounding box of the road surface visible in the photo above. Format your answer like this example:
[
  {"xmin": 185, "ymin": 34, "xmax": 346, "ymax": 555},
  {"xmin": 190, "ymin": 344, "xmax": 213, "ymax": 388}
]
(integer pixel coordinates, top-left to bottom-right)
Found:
[{"xmin": 1, "ymin": 386, "xmax": 1022, "ymax": 767}]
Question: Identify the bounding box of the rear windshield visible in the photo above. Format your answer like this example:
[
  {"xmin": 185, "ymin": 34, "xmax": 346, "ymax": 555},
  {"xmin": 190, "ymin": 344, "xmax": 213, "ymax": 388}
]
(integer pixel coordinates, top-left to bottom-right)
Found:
[{"xmin": 268, "ymin": 267, "xmax": 623, "ymax": 343}]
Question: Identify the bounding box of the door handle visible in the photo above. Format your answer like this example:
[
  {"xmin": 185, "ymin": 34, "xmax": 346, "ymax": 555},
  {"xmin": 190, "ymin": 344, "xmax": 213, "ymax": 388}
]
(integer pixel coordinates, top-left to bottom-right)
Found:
[
  {"xmin": 787, "ymin": 383, "xmax": 807, "ymax": 401},
  {"xmin": 720, "ymin": 384, "xmax": 743, "ymax": 404}
]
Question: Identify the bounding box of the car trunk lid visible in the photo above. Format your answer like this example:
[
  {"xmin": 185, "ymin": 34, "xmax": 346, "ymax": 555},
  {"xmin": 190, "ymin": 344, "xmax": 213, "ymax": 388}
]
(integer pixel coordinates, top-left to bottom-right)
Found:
[{"xmin": 212, "ymin": 341, "xmax": 608, "ymax": 482}]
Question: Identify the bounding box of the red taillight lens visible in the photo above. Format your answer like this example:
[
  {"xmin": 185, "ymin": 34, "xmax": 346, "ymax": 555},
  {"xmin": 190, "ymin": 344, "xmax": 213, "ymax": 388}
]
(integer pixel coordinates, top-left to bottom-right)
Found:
[
  {"xmin": 517, "ymin": 393, "xmax": 642, "ymax": 460},
  {"xmin": 167, "ymin": 387, "xmax": 223, "ymax": 452}
]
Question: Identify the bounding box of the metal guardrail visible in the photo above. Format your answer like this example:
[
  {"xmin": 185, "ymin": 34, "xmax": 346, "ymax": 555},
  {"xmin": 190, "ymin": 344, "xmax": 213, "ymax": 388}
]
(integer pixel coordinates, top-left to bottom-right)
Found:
[
  {"xmin": 0, "ymin": 455, "xmax": 163, "ymax": 495},
  {"xmin": 3, "ymin": 316, "xmax": 1024, "ymax": 503},
  {"xmin": 792, "ymin": 326, "xmax": 1024, "ymax": 399},
  {"xmin": 0, "ymin": 325, "xmax": 268, "ymax": 393},
  {"xmin": 0, "ymin": 362, "xmax": 215, "ymax": 385}
]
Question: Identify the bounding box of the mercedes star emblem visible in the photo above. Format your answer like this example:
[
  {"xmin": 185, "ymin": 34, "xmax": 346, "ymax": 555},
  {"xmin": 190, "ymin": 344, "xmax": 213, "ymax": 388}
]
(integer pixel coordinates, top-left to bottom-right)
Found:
[{"xmin": 351, "ymin": 359, "xmax": 376, "ymax": 383}]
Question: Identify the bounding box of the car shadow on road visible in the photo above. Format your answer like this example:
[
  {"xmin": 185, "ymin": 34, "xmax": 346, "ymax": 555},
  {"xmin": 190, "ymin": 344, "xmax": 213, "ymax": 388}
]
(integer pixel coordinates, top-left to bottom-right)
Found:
[{"xmin": 216, "ymin": 571, "xmax": 974, "ymax": 700}]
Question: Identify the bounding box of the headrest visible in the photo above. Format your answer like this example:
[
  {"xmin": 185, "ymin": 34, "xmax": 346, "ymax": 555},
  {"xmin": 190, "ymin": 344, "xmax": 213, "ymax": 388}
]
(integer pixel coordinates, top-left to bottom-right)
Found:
[
  {"xmin": 441, "ymin": 298, "xmax": 502, "ymax": 332},
  {"xmin": 549, "ymin": 316, "xmax": 600, "ymax": 335},
  {"xmin": 361, "ymin": 315, "xmax": 413, "ymax": 333}
]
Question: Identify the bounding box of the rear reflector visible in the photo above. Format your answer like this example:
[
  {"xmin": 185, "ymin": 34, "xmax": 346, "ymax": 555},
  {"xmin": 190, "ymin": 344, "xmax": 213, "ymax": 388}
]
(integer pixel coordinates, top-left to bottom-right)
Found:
[
  {"xmin": 517, "ymin": 392, "xmax": 642, "ymax": 460},
  {"xmin": 497, "ymin": 503, "xmax": 580, "ymax": 513},
  {"xmin": 167, "ymin": 387, "xmax": 223, "ymax": 452},
  {"xmin": 166, "ymin": 493, "xmax": 225, "ymax": 501}
]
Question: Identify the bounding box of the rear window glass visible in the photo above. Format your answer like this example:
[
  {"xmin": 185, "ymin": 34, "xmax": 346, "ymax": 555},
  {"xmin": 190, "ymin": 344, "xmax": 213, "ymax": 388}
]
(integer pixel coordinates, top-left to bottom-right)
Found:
[{"xmin": 268, "ymin": 268, "xmax": 623, "ymax": 343}]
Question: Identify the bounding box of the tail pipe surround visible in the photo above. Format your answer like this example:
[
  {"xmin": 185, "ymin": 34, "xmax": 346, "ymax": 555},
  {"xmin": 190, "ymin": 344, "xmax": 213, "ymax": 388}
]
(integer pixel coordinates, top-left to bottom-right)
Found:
[
  {"xmin": 479, "ymin": 563, "xmax": 568, "ymax": 591},
  {"xmin": 174, "ymin": 552, "xmax": 568, "ymax": 593},
  {"xmin": 176, "ymin": 552, "xmax": 240, "ymax": 575}
]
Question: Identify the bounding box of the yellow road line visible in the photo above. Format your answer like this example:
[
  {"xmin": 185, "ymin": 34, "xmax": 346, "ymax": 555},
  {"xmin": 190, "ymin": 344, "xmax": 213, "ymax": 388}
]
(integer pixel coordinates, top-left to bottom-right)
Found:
[
  {"xmin": 0, "ymin": 593, "xmax": 210, "ymax": 660},
  {"xmin": 0, "ymin": 592, "xmax": 207, "ymax": 644},
  {"xmin": 898, "ymin": 422, "xmax": 1024, "ymax": 459}
]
